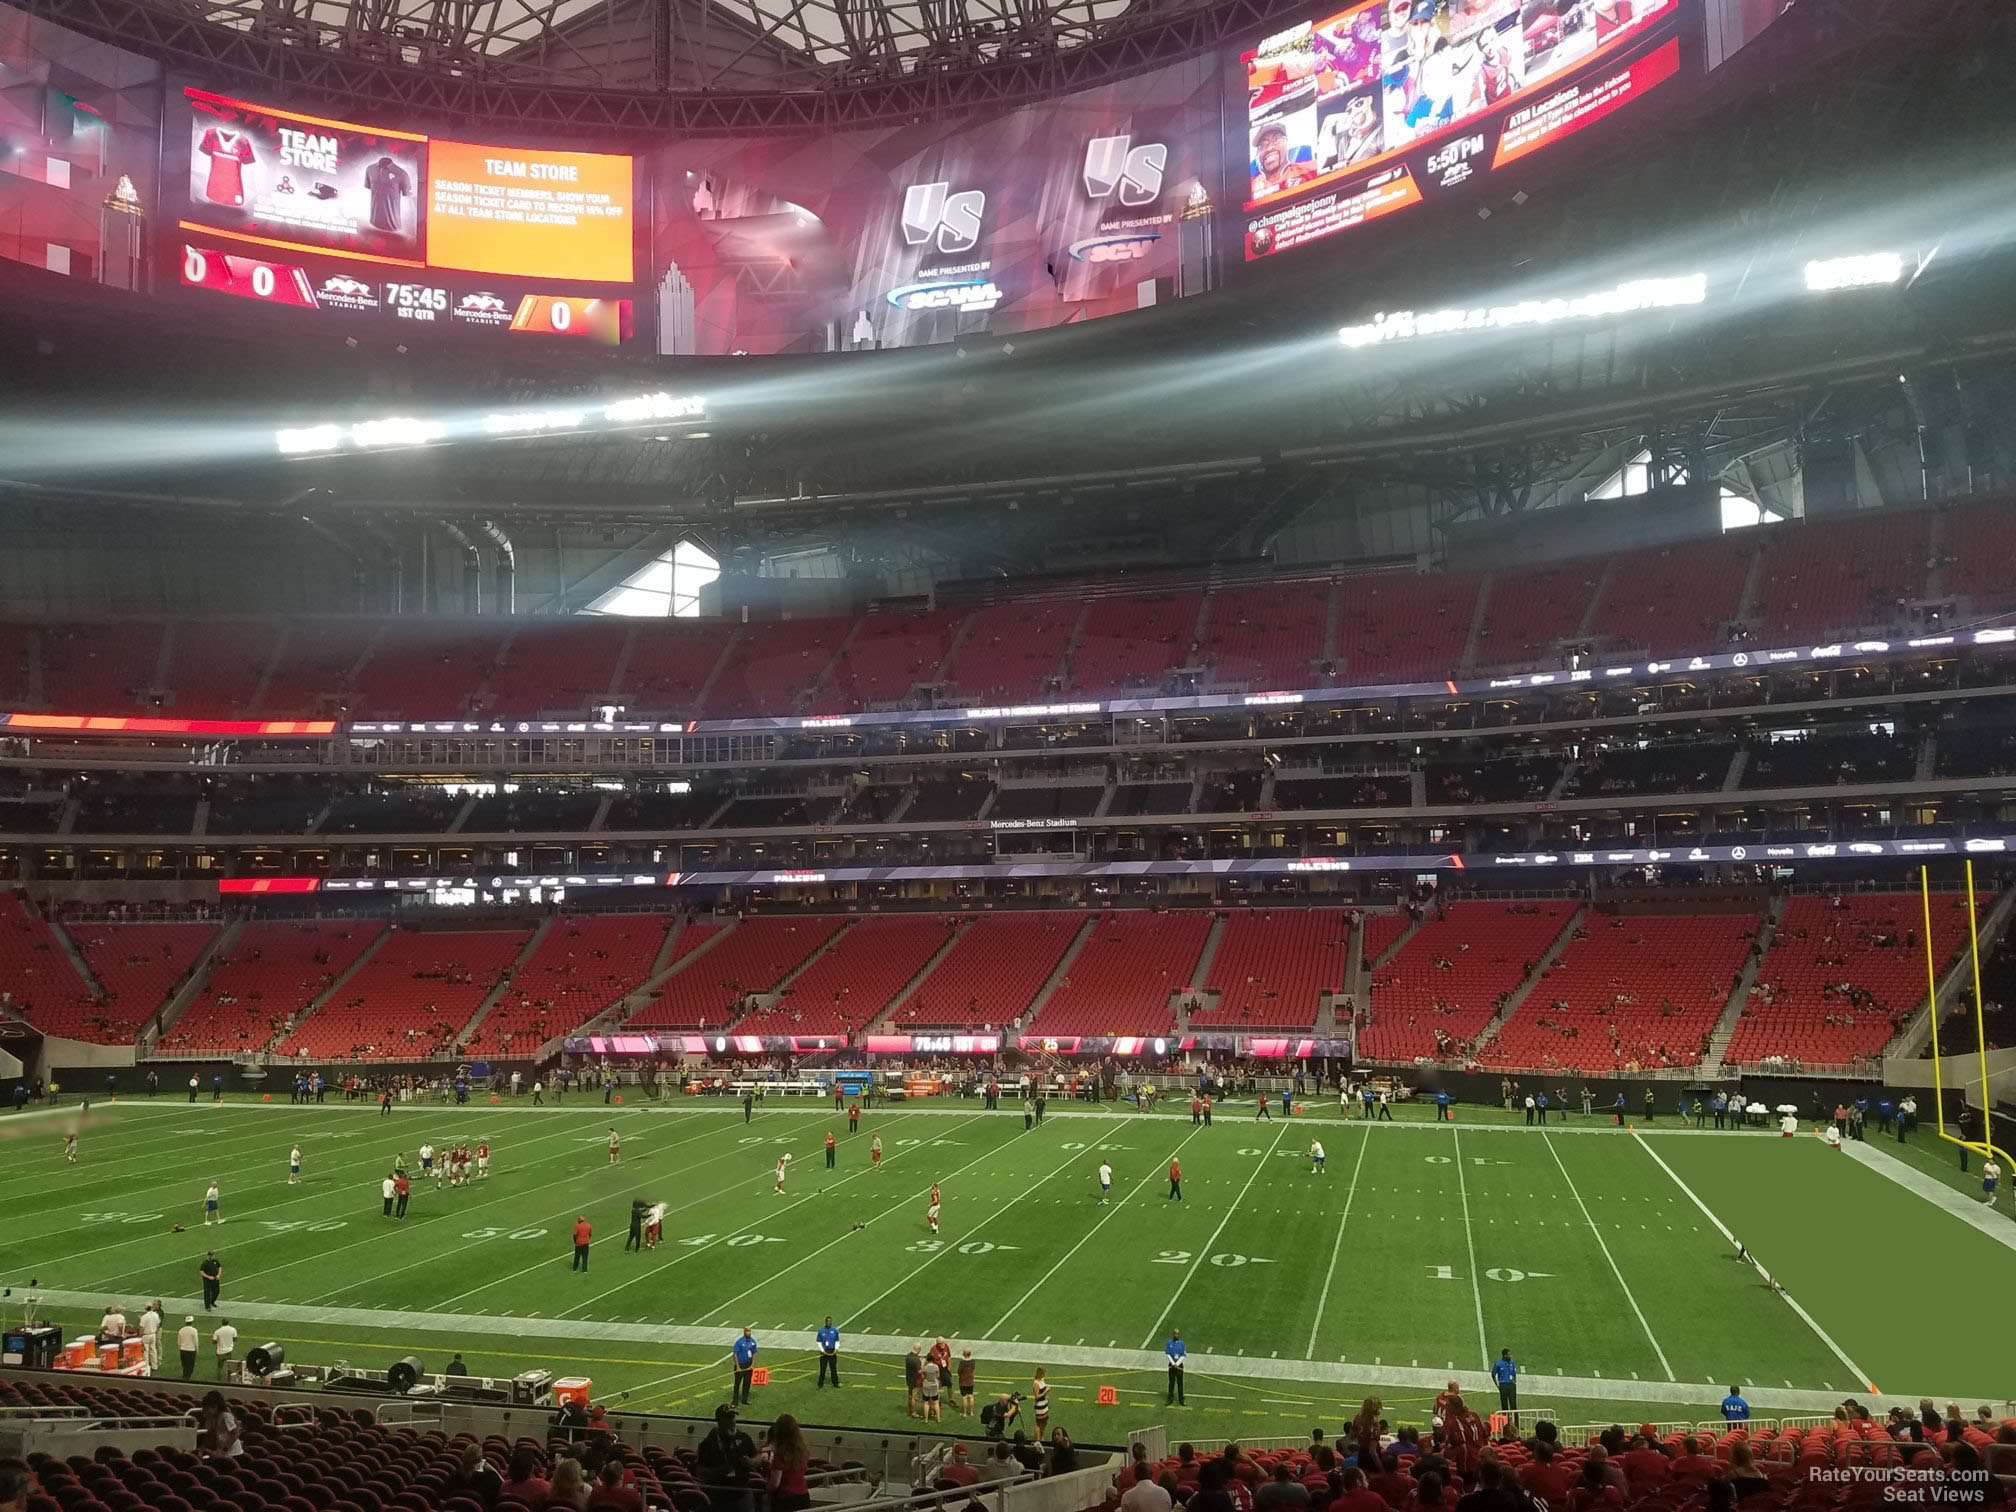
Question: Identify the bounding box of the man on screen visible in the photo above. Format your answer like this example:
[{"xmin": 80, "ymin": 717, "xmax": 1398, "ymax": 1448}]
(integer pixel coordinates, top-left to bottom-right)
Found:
[
  {"xmin": 1250, "ymin": 122, "xmax": 1318, "ymax": 199},
  {"xmin": 1317, "ymin": 93, "xmax": 1382, "ymax": 171}
]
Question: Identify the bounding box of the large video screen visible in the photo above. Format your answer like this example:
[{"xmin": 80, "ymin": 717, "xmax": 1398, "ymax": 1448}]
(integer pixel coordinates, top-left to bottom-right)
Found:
[
  {"xmin": 170, "ymin": 85, "xmax": 635, "ymax": 342},
  {"xmin": 0, "ymin": 6, "xmax": 160, "ymax": 287},
  {"xmin": 649, "ymin": 54, "xmax": 1223, "ymax": 356},
  {"xmin": 1240, "ymin": 0, "xmax": 1681, "ymax": 259}
]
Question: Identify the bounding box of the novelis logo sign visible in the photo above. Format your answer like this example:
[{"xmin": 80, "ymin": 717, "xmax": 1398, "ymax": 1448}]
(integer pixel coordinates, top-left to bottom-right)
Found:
[
  {"xmin": 900, "ymin": 181, "xmax": 985, "ymax": 255},
  {"xmin": 1082, "ymin": 135, "xmax": 1167, "ymax": 207}
]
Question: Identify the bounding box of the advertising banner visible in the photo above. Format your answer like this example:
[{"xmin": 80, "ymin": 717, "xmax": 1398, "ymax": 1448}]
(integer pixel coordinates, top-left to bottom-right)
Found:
[
  {"xmin": 1240, "ymin": 0, "xmax": 1683, "ymax": 259},
  {"xmin": 650, "ymin": 53, "xmax": 1222, "ymax": 355},
  {"xmin": 166, "ymin": 84, "xmax": 636, "ymax": 342}
]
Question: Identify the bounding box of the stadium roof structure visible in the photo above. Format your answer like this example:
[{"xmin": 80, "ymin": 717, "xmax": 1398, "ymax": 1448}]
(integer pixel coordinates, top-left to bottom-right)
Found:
[{"xmin": 28, "ymin": 0, "xmax": 1269, "ymax": 127}]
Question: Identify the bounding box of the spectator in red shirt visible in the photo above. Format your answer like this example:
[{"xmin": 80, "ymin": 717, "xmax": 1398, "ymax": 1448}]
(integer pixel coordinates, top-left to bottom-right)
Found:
[
  {"xmin": 938, "ymin": 1445, "xmax": 980, "ymax": 1488},
  {"xmin": 1669, "ymin": 1437, "xmax": 1719, "ymax": 1481},
  {"xmin": 1519, "ymin": 1442, "xmax": 1574, "ymax": 1505},
  {"xmin": 1367, "ymin": 1453, "xmax": 1413, "ymax": 1509},
  {"xmin": 1568, "ymin": 1457, "xmax": 1624, "ymax": 1512},
  {"xmin": 589, "ymin": 1458, "xmax": 644, "ymax": 1512},
  {"xmin": 572, "ymin": 1215, "xmax": 593, "ymax": 1271},
  {"xmin": 1117, "ymin": 1443, "xmax": 1155, "ymax": 1491},
  {"xmin": 1352, "ymin": 1398, "xmax": 1387, "ymax": 1468},
  {"xmin": 1585, "ymin": 1445, "xmax": 1627, "ymax": 1495},
  {"xmin": 1331, "ymin": 1467, "xmax": 1390, "ymax": 1512},
  {"xmin": 501, "ymin": 1447, "xmax": 553, "ymax": 1507},
  {"xmin": 1433, "ymin": 1380, "xmax": 1462, "ymax": 1422},
  {"xmin": 1620, "ymin": 1432, "xmax": 1672, "ymax": 1487},
  {"xmin": 1441, "ymin": 1394, "xmax": 1487, "ymax": 1476}
]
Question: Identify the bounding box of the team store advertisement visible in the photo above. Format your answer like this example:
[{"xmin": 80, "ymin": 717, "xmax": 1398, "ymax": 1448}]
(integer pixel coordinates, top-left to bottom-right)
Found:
[{"xmin": 170, "ymin": 85, "xmax": 636, "ymax": 343}]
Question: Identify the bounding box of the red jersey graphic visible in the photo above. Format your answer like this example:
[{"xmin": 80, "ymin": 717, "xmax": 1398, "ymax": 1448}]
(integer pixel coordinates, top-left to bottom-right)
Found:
[{"xmin": 199, "ymin": 128, "xmax": 255, "ymax": 206}]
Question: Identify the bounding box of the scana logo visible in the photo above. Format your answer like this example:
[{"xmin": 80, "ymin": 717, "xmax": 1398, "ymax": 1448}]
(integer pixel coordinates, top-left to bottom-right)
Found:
[
  {"xmin": 1083, "ymin": 135, "xmax": 1167, "ymax": 207},
  {"xmin": 901, "ymin": 181, "xmax": 985, "ymax": 254}
]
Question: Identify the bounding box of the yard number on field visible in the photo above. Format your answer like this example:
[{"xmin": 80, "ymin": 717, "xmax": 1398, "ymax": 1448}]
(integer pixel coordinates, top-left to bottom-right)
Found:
[{"xmin": 904, "ymin": 1239, "xmax": 1017, "ymax": 1254}]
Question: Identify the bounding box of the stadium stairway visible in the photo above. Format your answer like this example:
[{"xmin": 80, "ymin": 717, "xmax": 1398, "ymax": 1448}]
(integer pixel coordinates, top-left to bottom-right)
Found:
[
  {"xmin": 1464, "ymin": 902, "xmax": 1586, "ymax": 1059},
  {"xmin": 43, "ymin": 905, "xmax": 107, "ymax": 999},
  {"xmin": 262, "ymin": 921, "xmax": 389, "ymax": 1053},
  {"xmin": 535, "ymin": 915, "xmax": 719, "ymax": 1050},
  {"xmin": 1021, "ymin": 917, "xmax": 1095, "ymax": 1024},
  {"xmin": 1335, "ymin": 912, "xmax": 1369, "ymax": 1026},
  {"xmin": 451, "ymin": 916, "xmax": 555, "ymax": 1051},
  {"xmin": 599, "ymin": 916, "xmax": 738, "ymax": 1033},
  {"xmin": 139, "ymin": 917, "xmax": 242, "ymax": 1050},
  {"xmin": 858, "ymin": 920, "xmax": 970, "ymax": 1034},
  {"xmin": 1189, "ymin": 915, "xmax": 1228, "ymax": 991},
  {"xmin": 1703, "ymin": 894, "xmax": 1787, "ymax": 1073}
]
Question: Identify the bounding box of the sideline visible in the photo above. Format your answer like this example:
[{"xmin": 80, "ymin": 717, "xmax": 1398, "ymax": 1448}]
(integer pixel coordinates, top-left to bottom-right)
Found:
[
  {"xmin": 63, "ymin": 1099, "xmax": 1787, "ymax": 1137},
  {"xmin": 23, "ymin": 1285, "xmax": 1901, "ymax": 1418},
  {"xmin": 1840, "ymin": 1139, "xmax": 2016, "ymax": 1254}
]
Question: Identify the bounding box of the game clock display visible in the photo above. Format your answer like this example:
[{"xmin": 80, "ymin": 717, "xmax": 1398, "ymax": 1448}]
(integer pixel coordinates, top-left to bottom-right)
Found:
[{"xmin": 180, "ymin": 244, "xmax": 633, "ymax": 344}]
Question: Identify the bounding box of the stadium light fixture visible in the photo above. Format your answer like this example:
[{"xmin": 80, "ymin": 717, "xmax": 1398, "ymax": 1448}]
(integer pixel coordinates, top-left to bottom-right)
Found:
[
  {"xmin": 1337, "ymin": 273, "xmax": 1706, "ymax": 350},
  {"xmin": 1803, "ymin": 252, "xmax": 1907, "ymax": 292},
  {"xmin": 275, "ymin": 391, "xmax": 706, "ymax": 456}
]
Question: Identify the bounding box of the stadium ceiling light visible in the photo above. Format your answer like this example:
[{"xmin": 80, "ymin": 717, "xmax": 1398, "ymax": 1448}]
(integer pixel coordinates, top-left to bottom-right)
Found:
[
  {"xmin": 1804, "ymin": 252, "xmax": 1907, "ymax": 292},
  {"xmin": 1337, "ymin": 273, "xmax": 1707, "ymax": 350},
  {"xmin": 275, "ymin": 391, "xmax": 706, "ymax": 456}
]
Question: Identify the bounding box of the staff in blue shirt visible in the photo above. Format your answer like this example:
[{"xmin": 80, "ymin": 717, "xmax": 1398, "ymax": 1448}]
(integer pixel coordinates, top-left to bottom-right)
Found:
[
  {"xmin": 731, "ymin": 1327, "xmax": 758, "ymax": 1404},
  {"xmin": 1491, "ymin": 1349, "xmax": 1518, "ymax": 1412},
  {"xmin": 1165, "ymin": 1330, "xmax": 1186, "ymax": 1405},
  {"xmin": 815, "ymin": 1316, "xmax": 840, "ymax": 1388},
  {"xmin": 1613, "ymin": 1093, "xmax": 1627, "ymax": 1127},
  {"xmin": 1721, "ymin": 1387, "xmax": 1750, "ymax": 1421},
  {"xmin": 1435, "ymin": 1089, "xmax": 1453, "ymax": 1122}
]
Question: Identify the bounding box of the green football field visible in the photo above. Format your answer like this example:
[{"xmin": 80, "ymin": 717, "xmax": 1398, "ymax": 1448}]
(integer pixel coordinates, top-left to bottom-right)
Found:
[{"xmin": 5, "ymin": 1092, "xmax": 2011, "ymax": 1442}]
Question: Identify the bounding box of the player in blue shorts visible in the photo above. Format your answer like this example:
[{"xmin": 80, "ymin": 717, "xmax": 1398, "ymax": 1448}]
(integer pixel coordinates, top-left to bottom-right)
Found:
[
  {"xmin": 1309, "ymin": 1139, "xmax": 1326, "ymax": 1173},
  {"xmin": 1096, "ymin": 1161, "xmax": 1112, "ymax": 1205},
  {"xmin": 1983, "ymin": 1159, "xmax": 2001, "ymax": 1204}
]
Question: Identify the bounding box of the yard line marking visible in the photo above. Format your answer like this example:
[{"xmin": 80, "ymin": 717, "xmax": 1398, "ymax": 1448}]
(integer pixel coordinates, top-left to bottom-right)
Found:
[
  {"xmin": 1541, "ymin": 1133, "xmax": 1674, "ymax": 1380},
  {"xmin": 691, "ymin": 1114, "xmax": 1009, "ymax": 1325},
  {"xmin": 1137, "ymin": 1120, "xmax": 1287, "ymax": 1349},
  {"xmin": 985, "ymin": 1125, "xmax": 1205, "ymax": 1340},
  {"xmin": 1450, "ymin": 1126, "xmax": 1490, "ymax": 1369},
  {"xmin": 161, "ymin": 1107, "xmax": 725, "ymax": 1296},
  {"xmin": 1305, "ymin": 1120, "xmax": 1373, "ymax": 1357},
  {"xmin": 1630, "ymin": 1130, "xmax": 1877, "ymax": 1393},
  {"xmin": 843, "ymin": 1137, "xmax": 1094, "ymax": 1331},
  {"xmin": 493, "ymin": 1113, "xmax": 960, "ymax": 1318},
  {"xmin": 25, "ymin": 1108, "xmax": 676, "ymax": 1290}
]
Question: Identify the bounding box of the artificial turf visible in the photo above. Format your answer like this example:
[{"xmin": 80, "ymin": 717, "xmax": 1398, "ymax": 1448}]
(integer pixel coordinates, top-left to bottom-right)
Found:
[{"xmin": 4, "ymin": 1091, "xmax": 2009, "ymax": 1443}]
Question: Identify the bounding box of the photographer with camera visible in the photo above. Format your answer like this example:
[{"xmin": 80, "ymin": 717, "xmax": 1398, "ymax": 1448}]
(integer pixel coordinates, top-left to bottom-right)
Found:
[{"xmin": 980, "ymin": 1392, "xmax": 1023, "ymax": 1441}]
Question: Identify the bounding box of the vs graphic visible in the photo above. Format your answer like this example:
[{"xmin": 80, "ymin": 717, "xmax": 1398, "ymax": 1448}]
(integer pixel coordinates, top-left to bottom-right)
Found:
[
  {"xmin": 898, "ymin": 135, "xmax": 1169, "ymax": 256},
  {"xmin": 1082, "ymin": 135, "xmax": 1167, "ymax": 207}
]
